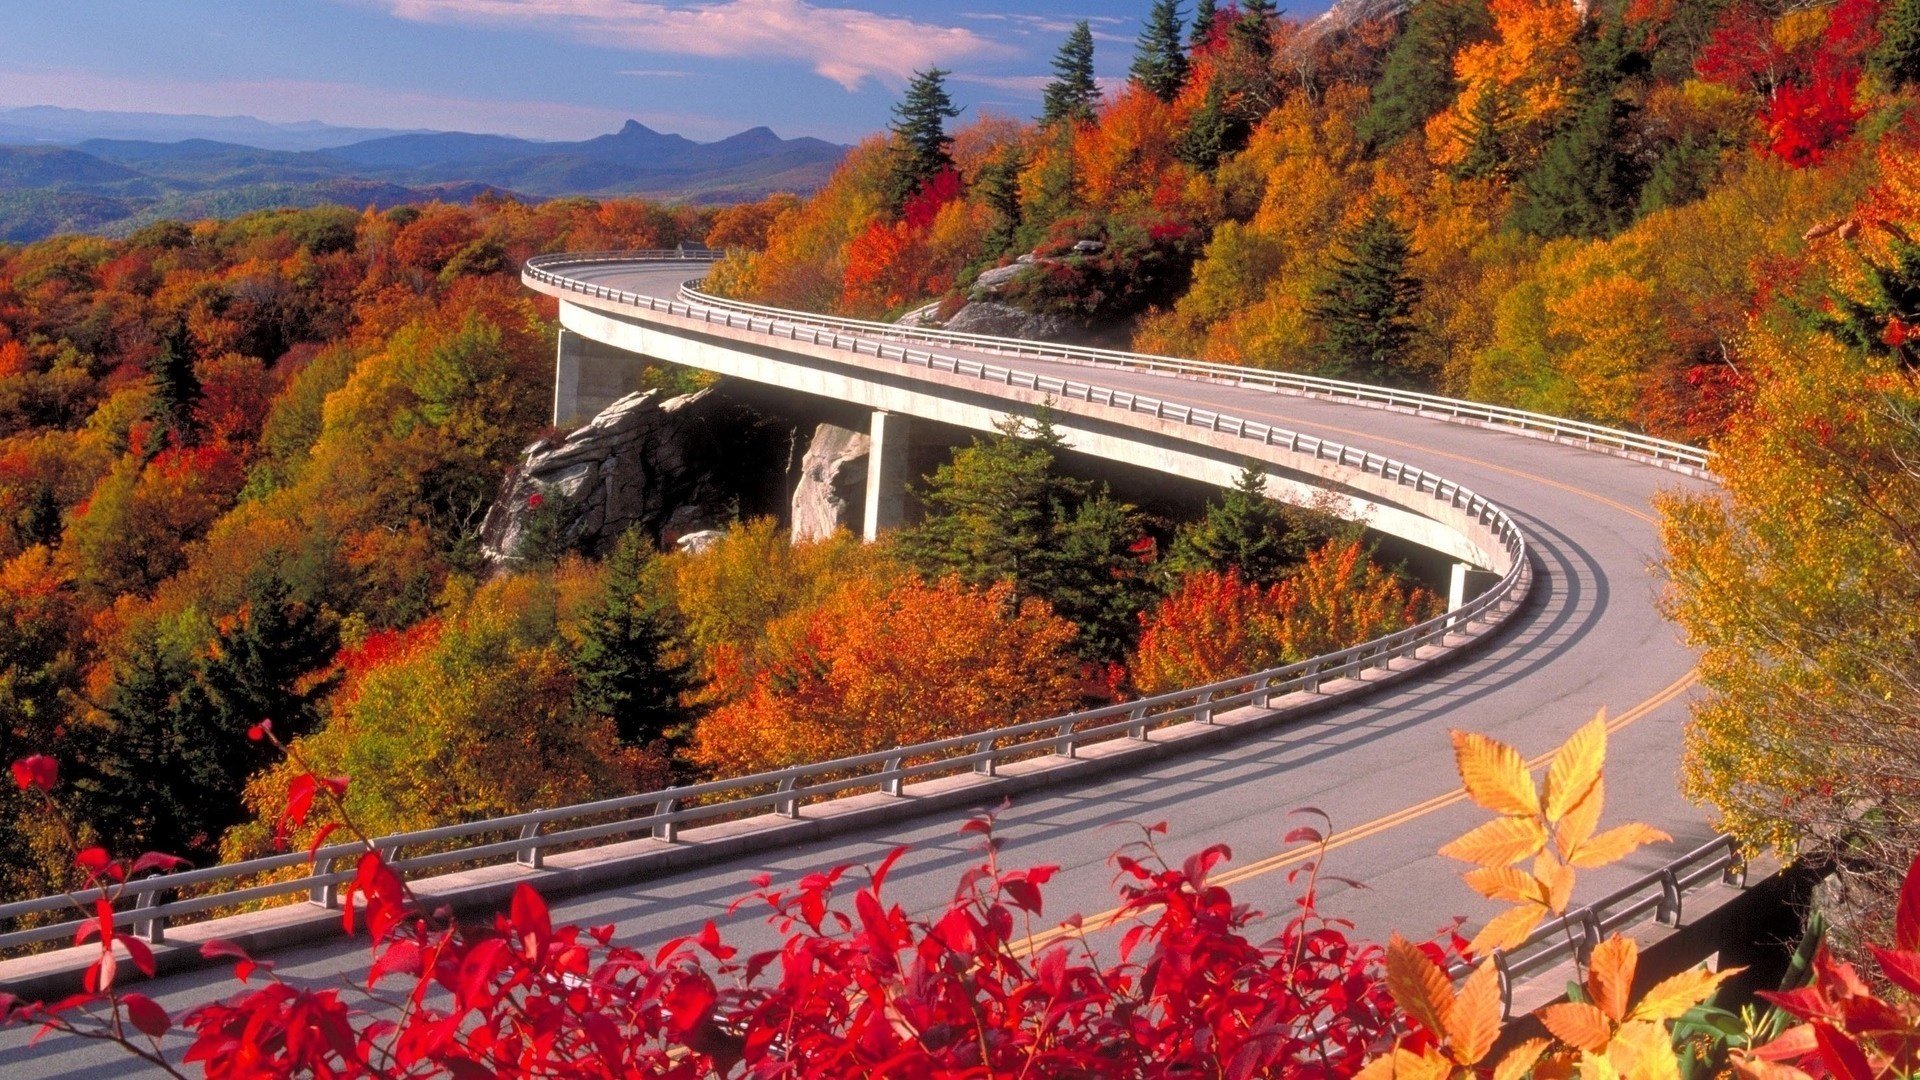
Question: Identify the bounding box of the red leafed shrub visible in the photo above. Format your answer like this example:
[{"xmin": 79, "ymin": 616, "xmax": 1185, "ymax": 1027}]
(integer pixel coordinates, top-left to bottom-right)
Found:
[
  {"xmin": 900, "ymin": 167, "xmax": 963, "ymax": 231},
  {"xmin": 1765, "ymin": 67, "xmax": 1865, "ymax": 168},
  {"xmin": 2, "ymin": 741, "xmax": 1429, "ymax": 1078}
]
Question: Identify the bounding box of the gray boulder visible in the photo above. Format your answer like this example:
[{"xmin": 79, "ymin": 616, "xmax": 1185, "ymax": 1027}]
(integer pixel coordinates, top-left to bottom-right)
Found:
[{"xmin": 789, "ymin": 422, "xmax": 870, "ymax": 542}]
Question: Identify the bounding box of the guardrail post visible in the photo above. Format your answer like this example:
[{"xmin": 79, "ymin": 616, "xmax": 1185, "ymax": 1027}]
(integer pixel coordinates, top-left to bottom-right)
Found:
[
  {"xmin": 310, "ymin": 858, "xmax": 339, "ymax": 909},
  {"xmin": 1494, "ymin": 951, "xmax": 1515, "ymax": 1019},
  {"xmin": 653, "ymin": 793, "xmax": 681, "ymax": 841},
  {"xmin": 1128, "ymin": 705, "xmax": 1150, "ymax": 740},
  {"xmin": 1196, "ymin": 697, "xmax": 1214, "ymax": 725},
  {"xmin": 882, "ymin": 756, "xmax": 906, "ymax": 796},
  {"xmin": 1055, "ymin": 721, "xmax": 1077, "ymax": 758},
  {"xmin": 776, "ymin": 776, "xmax": 801, "ymax": 818},
  {"xmin": 133, "ymin": 889, "xmax": 165, "ymax": 944},
  {"xmin": 516, "ymin": 822, "xmax": 544, "ymax": 869},
  {"xmin": 973, "ymin": 737, "xmax": 997, "ymax": 775},
  {"xmin": 1656, "ymin": 867, "xmax": 1683, "ymax": 926},
  {"xmin": 1577, "ymin": 908, "xmax": 1603, "ymax": 964}
]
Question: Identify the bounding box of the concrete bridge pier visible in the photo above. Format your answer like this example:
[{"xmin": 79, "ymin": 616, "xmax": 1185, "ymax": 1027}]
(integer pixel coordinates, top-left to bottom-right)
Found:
[
  {"xmin": 554, "ymin": 328, "xmax": 652, "ymax": 428},
  {"xmin": 862, "ymin": 409, "xmax": 912, "ymax": 541}
]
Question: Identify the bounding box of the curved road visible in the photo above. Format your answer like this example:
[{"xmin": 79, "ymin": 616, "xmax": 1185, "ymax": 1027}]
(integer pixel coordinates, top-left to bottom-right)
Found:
[{"xmin": 0, "ymin": 262, "xmax": 1714, "ymax": 1078}]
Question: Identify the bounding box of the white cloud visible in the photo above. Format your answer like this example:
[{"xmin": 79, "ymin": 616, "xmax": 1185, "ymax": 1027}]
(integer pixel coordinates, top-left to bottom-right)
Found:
[
  {"xmin": 368, "ymin": 0, "xmax": 1015, "ymax": 91},
  {"xmin": 0, "ymin": 67, "xmax": 731, "ymax": 139}
]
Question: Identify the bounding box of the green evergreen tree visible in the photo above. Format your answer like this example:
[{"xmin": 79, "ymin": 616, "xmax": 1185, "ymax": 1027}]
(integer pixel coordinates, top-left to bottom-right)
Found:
[
  {"xmin": 1191, "ymin": 0, "xmax": 1220, "ymax": 49},
  {"xmin": 1873, "ymin": 0, "xmax": 1920, "ymax": 88},
  {"xmin": 1041, "ymin": 21, "xmax": 1100, "ymax": 126},
  {"xmin": 1165, "ymin": 462, "xmax": 1308, "ymax": 585},
  {"xmin": 148, "ymin": 322, "xmax": 201, "ymax": 448},
  {"xmin": 1307, "ymin": 201, "xmax": 1425, "ymax": 382},
  {"xmin": 1234, "ymin": 0, "xmax": 1280, "ymax": 57},
  {"xmin": 1510, "ymin": 15, "xmax": 1646, "ymax": 240},
  {"xmin": 1450, "ymin": 84, "xmax": 1515, "ymax": 181},
  {"xmin": 1131, "ymin": 0, "xmax": 1191, "ymax": 102},
  {"xmin": 978, "ymin": 149, "xmax": 1026, "ymax": 255},
  {"xmin": 1177, "ymin": 81, "xmax": 1239, "ymax": 170},
  {"xmin": 572, "ymin": 529, "xmax": 693, "ymax": 749},
  {"xmin": 75, "ymin": 572, "xmax": 335, "ymax": 862},
  {"xmin": 900, "ymin": 409, "xmax": 1151, "ymax": 660},
  {"xmin": 886, "ymin": 68, "xmax": 960, "ymax": 210},
  {"xmin": 1357, "ymin": 0, "xmax": 1494, "ymax": 149}
]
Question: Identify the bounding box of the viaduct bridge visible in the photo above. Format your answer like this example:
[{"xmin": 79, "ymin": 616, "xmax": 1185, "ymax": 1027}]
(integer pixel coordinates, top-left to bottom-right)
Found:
[{"xmin": 0, "ymin": 253, "xmax": 1741, "ymax": 1077}]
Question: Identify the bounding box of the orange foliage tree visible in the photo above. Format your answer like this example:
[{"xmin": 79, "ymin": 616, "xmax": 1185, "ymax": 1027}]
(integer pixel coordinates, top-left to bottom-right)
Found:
[
  {"xmin": 1133, "ymin": 540, "xmax": 1440, "ymax": 695},
  {"xmin": 690, "ymin": 575, "xmax": 1084, "ymax": 775}
]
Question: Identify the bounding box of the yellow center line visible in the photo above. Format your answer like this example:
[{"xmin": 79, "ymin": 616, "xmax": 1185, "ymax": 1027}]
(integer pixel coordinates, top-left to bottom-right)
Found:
[{"xmin": 1012, "ymin": 669, "xmax": 1699, "ymax": 957}]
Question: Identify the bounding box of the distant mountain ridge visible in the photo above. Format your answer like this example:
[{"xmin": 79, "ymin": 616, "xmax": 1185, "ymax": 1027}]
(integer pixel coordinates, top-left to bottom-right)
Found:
[
  {"xmin": 0, "ymin": 113, "xmax": 849, "ymax": 243},
  {"xmin": 0, "ymin": 106, "xmax": 429, "ymax": 152}
]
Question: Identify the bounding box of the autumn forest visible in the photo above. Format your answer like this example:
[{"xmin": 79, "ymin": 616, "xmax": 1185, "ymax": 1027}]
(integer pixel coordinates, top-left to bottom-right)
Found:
[{"xmin": 2, "ymin": 0, "xmax": 1920, "ymax": 1066}]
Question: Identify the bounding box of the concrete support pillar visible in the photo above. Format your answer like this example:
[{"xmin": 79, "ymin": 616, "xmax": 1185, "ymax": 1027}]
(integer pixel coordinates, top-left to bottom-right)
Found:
[
  {"xmin": 862, "ymin": 409, "xmax": 912, "ymax": 541},
  {"xmin": 554, "ymin": 329, "xmax": 650, "ymax": 428},
  {"xmin": 1448, "ymin": 562, "xmax": 1470, "ymax": 613},
  {"xmin": 553, "ymin": 328, "xmax": 584, "ymax": 428}
]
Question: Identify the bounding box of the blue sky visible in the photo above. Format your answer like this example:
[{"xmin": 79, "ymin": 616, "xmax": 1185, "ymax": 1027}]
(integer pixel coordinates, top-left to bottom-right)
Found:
[{"xmin": 0, "ymin": 0, "xmax": 1328, "ymax": 145}]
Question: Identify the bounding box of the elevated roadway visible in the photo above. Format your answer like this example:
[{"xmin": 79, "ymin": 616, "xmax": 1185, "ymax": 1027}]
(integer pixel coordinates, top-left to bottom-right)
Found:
[{"xmin": 0, "ymin": 257, "xmax": 1718, "ymax": 1077}]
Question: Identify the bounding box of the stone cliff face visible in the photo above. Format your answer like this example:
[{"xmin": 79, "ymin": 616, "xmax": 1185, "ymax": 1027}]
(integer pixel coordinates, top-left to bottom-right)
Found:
[
  {"xmin": 481, "ymin": 387, "xmax": 784, "ymax": 564},
  {"xmin": 482, "ymin": 389, "xmax": 878, "ymax": 565},
  {"xmin": 789, "ymin": 422, "xmax": 869, "ymax": 543}
]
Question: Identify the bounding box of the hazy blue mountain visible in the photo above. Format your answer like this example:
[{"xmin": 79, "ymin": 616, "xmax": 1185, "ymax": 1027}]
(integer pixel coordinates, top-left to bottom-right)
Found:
[
  {"xmin": 0, "ymin": 116, "xmax": 848, "ymax": 241},
  {"xmin": 0, "ymin": 106, "xmax": 425, "ymax": 151}
]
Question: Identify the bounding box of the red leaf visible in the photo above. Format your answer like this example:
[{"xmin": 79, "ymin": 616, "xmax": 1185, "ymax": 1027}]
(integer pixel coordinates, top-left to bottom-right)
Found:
[
  {"xmin": 1813, "ymin": 1022, "xmax": 1874, "ymax": 1080},
  {"xmin": 121, "ymin": 934, "xmax": 156, "ymax": 978},
  {"xmin": 128, "ymin": 852, "xmax": 190, "ymax": 877},
  {"xmin": 1897, "ymin": 852, "xmax": 1920, "ymax": 951},
  {"xmin": 368, "ymin": 940, "xmax": 424, "ymax": 988},
  {"xmin": 286, "ymin": 774, "xmax": 317, "ymax": 829},
  {"xmin": 74, "ymin": 847, "xmax": 111, "ymax": 875},
  {"xmin": 120, "ymin": 993, "xmax": 169, "ymax": 1039},
  {"xmin": 509, "ymin": 883, "xmax": 551, "ymax": 960},
  {"xmin": 1873, "ymin": 946, "xmax": 1920, "ymax": 996},
  {"xmin": 10, "ymin": 755, "xmax": 56, "ymax": 792},
  {"xmin": 305, "ymin": 823, "xmax": 343, "ymax": 863},
  {"xmin": 1284, "ymin": 827, "xmax": 1323, "ymax": 844}
]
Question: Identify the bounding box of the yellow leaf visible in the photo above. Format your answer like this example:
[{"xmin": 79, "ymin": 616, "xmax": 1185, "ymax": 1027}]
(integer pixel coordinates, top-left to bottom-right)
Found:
[
  {"xmin": 1453, "ymin": 729, "xmax": 1541, "ymax": 817},
  {"xmin": 1538, "ymin": 1001, "xmax": 1615, "ymax": 1054},
  {"xmin": 1464, "ymin": 866, "xmax": 1548, "ymax": 905},
  {"xmin": 1354, "ymin": 1047, "xmax": 1455, "ymax": 1080},
  {"xmin": 1448, "ymin": 959, "xmax": 1504, "ymax": 1066},
  {"xmin": 1629, "ymin": 965, "xmax": 1739, "ymax": 1023},
  {"xmin": 1553, "ymin": 780, "xmax": 1604, "ymax": 861},
  {"xmin": 1581, "ymin": 1049, "xmax": 1622, "ymax": 1080},
  {"xmin": 1587, "ymin": 936, "xmax": 1638, "ymax": 1023},
  {"xmin": 1441, "ymin": 815, "xmax": 1549, "ymax": 868},
  {"xmin": 1470, "ymin": 903, "xmax": 1547, "ymax": 955},
  {"xmin": 1534, "ymin": 850, "xmax": 1577, "ymax": 914},
  {"xmin": 1570, "ymin": 822, "xmax": 1671, "ymax": 869},
  {"xmin": 1495, "ymin": 1038, "xmax": 1552, "ymax": 1080},
  {"xmin": 1608, "ymin": 1019, "xmax": 1681, "ymax": 1080},
  {"xmin": 1544, "ymin": 712, "xmax": 1606, "ymax": 820},
  {"xmin": 1386, "ymin": 933, "xmax": 1456, "ymax": 1039}
]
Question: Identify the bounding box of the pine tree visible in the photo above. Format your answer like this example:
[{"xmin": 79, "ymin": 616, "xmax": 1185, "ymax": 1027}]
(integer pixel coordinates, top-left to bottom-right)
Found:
[
  {"xmin": 978, "ymin": 149, "xmax": 1026, "ymax": 255},
  {"xmin": 1450, "ymin": 85, "xmax": 1515, "ymax": 181},
  {"xmin": 1510, "ymin": 15, "xmax": 1645, "ymax": 239},
  {"xmin": 1177, "ymin": 81, "xmax": 1238, "ymax": 170},
  {"xmin": 1131, "ymin": 0, "xmax": 1190, "ymax": 102},
  {"xmin": 1234, "ymin": 0, "xmax": 1280, "ymax": 57},
  {"xmin": 1357, "ymin": 0, "xmax": 1494, "ymax": 149},
  {"xmin": 1874, "ymin": 0, "xmax": 1920, "ymax": 88},
  {"xmin": 886, "ymin": 68, "xmax": 960, "ymax": 210},
  {"xmin": 1307, "ymin": 202, "xmax": 1425, "ymax": 383},
  {"xmin": 1191, "ymin": 0, "xmax": 1220, "ymax": 50},
  {"xmin": 572, "ymin": 529, "xmax": 693, "ymax": 748},
  {"xmin": 1165, "ymin": 463, "xmax": 1306, "ymax": 585},
  {"xmin": 1041, "ymin": 21, "xmax": 1100, "ymax": 126},
  {"xmin": 148, "ymin": 322, "xmax": 200, "ymax": 448},
  {"xmin": 900, "ymin": 409, "xmax": 1151, "ymax": 660}
]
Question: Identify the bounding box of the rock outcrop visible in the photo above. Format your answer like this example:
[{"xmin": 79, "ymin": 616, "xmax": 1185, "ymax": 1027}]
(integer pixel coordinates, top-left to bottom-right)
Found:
[
  {"xmin": 481, "ymin": 387, "xmax": 761, "ymax": 565},
  {"xmin": 789, "ymin": 422, "xmax": 870, "ymax": 542}
]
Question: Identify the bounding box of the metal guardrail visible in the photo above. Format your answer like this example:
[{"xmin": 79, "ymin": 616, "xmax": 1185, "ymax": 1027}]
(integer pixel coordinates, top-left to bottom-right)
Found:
[
  {"xmin": 666, "ymin": 278, "xmax": 1712, "ymax": 474},
  {"xmin": 0, "ymin": 257, "xmax": 1536, "ymax": 955},
  {"xmin": 1461, "ymin": 835, "xmax": 1744, "ymax": 1018}
]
